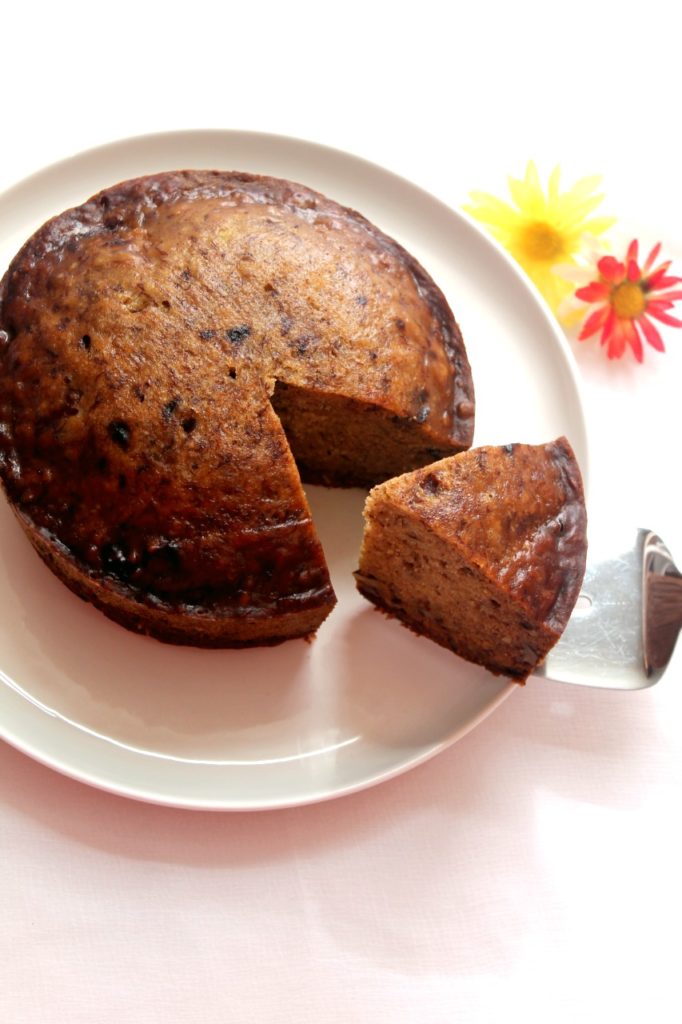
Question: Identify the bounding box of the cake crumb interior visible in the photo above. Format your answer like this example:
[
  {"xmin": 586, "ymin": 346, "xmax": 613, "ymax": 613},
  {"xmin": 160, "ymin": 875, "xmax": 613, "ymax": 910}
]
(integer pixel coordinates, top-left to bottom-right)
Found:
[{"xmin": 355, "ymin": 496, "xmax": 558, "ymax": 681}]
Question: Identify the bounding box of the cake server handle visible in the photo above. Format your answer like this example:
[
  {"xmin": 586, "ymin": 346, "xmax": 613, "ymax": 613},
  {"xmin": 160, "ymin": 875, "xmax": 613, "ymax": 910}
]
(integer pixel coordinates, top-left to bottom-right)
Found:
[{"xmin": 644, "ymin": 550, "xmax": 682, "ymax": 672}]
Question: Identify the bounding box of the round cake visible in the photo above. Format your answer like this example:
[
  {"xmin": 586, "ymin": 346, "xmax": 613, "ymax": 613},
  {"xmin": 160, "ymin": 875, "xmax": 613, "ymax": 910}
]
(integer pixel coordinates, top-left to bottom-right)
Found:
[{"xmin": 0, "ymin": 170, "xmax": 474, "ymax": 647}]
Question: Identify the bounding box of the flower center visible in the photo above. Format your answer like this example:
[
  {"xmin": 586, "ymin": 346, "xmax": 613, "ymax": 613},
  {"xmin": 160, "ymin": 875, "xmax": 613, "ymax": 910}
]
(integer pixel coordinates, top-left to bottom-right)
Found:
[
  {"xmin": 611, "ymin": 281, "xmax": 646, "ymax": 319},
  {"xmin": 519, "ymin": 221, "xmax": 565, "ymax": 262}
]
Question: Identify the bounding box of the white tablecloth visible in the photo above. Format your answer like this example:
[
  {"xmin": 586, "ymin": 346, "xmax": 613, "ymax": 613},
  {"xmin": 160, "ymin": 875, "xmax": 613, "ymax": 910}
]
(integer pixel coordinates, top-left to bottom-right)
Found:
[{"xmin": 2, "ymin": 3, "xmax": 681, "ymax": 1021}]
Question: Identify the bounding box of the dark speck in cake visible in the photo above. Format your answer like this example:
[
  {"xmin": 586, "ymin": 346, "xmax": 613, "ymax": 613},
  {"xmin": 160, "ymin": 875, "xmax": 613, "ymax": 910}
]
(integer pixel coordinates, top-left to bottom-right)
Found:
[
  {"xmin": 421, "ymin": 472, "xmax": 441, "ymax": 495},
  {"xmin": 226, "ymin": 325, "xmax": 251, "ymax": 345},
  {"xmin": 107, "ymin": 421, "xmax": 130, "ymax": 451}
]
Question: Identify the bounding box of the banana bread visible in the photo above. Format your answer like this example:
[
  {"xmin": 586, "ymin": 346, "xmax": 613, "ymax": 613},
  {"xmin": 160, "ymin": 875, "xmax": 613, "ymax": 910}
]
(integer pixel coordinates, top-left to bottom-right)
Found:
[
  {"xmin": 0, "ymin": 170, "xmax": 474, "ymax": 646},
  {"xmin": 354, "ymin": 438, "xmax": 587, "ymax": 680}
]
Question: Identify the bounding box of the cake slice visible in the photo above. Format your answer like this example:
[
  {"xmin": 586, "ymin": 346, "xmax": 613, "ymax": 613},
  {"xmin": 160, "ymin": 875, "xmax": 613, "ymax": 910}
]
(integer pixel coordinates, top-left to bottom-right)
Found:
[{"xmin": 354, "ymin": 438, "xmax": 587, "ymax": 681}]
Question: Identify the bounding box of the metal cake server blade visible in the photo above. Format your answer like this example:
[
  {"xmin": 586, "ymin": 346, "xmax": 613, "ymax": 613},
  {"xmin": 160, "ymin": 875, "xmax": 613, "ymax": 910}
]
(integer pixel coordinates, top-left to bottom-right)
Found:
[{"xmin": 537, "ymin": 528, "xmax": 682, "ymax": 689}]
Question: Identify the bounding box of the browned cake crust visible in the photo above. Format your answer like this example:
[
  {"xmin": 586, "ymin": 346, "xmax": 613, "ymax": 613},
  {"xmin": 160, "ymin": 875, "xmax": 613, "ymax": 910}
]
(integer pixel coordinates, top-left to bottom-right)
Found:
[
  {"xmin": 355, "ymin": 438, "xmax": 587, "ymax": 680},
  {"xmin": 0, "ymin": 170, "xmax": 474, "ymax": 646}
]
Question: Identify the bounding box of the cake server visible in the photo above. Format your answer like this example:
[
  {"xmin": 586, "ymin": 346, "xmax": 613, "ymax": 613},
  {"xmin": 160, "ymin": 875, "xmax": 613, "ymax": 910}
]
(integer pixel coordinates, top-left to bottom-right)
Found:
[{"xmin": 537, "ymin": 528, "xmax": 681, "ymax": 689}]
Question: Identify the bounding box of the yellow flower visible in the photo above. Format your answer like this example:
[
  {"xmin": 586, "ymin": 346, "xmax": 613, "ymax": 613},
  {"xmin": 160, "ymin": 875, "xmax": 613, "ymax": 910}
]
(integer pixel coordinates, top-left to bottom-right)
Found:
[{"xmin": 464, "ymin": 162, "xmax": 615, "ymax": 312}]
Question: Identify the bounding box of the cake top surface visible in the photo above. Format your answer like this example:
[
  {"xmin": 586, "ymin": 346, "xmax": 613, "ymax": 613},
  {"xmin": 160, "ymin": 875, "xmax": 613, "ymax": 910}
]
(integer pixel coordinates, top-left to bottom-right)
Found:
[
  {"xmin": 1, "ymin": 170, "xmax": 473, "ymax": 441},
  {"xmin": 378, "ymin": 438, "xmax": 587, "ymax": 634}
]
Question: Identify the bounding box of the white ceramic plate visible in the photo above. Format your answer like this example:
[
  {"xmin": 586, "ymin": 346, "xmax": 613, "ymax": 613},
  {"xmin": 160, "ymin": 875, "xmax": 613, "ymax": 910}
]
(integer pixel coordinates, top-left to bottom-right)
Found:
[{"xmin": 0, "ymin": 131, "xmax": 588, "ymax": 810}]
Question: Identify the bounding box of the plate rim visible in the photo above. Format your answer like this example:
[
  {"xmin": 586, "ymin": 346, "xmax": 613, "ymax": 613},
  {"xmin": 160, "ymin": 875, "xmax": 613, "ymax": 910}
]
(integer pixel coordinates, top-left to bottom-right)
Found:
[
  {"xmin": 0, "ymin": 671, "xmax": 517, "ymax": 811},
  {"xmin": 0, "ymin": 128, "xmax": 587, "ymax": 810}
]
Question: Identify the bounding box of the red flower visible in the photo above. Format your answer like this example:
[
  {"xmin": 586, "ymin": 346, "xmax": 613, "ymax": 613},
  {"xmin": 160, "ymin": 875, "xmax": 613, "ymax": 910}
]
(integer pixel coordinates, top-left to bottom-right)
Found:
[{"xmin": 575, "ymin": 240, "xmax": 682, "ymax": 361}]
